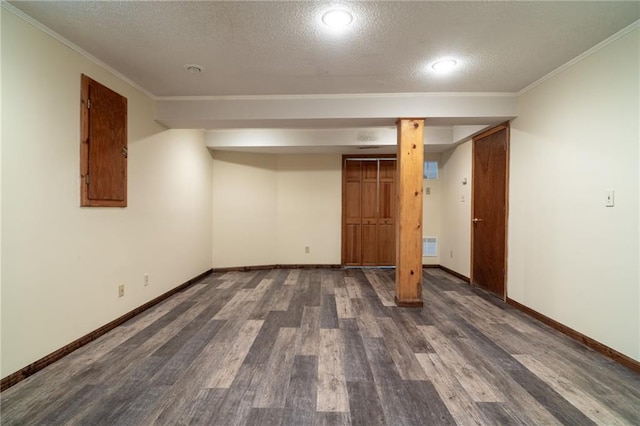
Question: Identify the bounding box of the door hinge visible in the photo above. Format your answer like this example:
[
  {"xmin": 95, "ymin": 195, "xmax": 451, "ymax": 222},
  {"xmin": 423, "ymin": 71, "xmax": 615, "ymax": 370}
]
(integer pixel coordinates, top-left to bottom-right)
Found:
[
  {"xmin": 87, "ymin": 98, "xmax": 91, "ymax": 109},
  {"xmin": 85, "ymin": 174, "xmax": 90, "ymax": 185}
]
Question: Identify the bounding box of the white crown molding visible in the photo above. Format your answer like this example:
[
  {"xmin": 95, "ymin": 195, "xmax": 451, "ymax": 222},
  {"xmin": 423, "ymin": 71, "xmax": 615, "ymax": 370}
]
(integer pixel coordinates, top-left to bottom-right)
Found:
[
  {"xmin": 154, "ymin": 92, "xmax": 518, "ymax": 102},
  {"xmin": 519, "ymin": 19, "xmax": 640, "ymax": 96},
  {"xmin": 1, "ymin": 0, "xmax": 156, "ymax": 100}
]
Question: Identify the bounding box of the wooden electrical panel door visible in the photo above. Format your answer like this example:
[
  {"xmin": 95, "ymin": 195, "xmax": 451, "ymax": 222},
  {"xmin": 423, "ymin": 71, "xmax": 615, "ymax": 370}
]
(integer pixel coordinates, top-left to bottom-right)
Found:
[
  {"xmin": 80, "ymin": 74, "xmax": 128, "ymax": 207},
  {"xmin": 342, "ymin": 158, "xmax": 396, "ymax": 266}
]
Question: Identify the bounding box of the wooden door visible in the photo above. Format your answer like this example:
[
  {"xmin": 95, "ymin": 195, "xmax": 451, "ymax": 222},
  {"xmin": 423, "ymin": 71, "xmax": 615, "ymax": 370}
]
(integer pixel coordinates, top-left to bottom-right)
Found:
[
  {"xmin": 343, "ymin": 161, "xmax": 362, "ymax": 265},
  {"xmin": 342, "ymin": 158, "xmax": 396, "ymax": 266},
  {"xmin": 472, "ymin": 124, "xmax": 509, "ymax": 298},
  {"xmin": 81, "ymin": 75, "xmax": 127, "ymax": 207},
  {"xmin": 378, "ymin": 160, "xmax": 396, "ymax": 265},
  {"xmin": 361, "ymin": 161, "xmax": 378, "ymax": 266}
]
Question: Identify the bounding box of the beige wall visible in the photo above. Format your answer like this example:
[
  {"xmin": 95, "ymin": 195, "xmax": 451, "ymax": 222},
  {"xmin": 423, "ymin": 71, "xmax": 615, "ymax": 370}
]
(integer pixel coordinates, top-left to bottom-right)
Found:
[
  {"xmin": 1, "ymin": 11, "xmax": 213, "ymax": 377},
  {"xmin": 439, "ymin": 143, "xmax": 472, "ymax": 276},
  {"xmin": 4, "ymin": 3, "xmax": 638, "ymax": 379},
  {"xmin": 276, "ymin": 155, "xmax": 342, "ymax": 264},
  {"xmin": 213, "ymin": 151, "xmax": 444, "ymax": 268},
  {"xmin": 422, "ymin": 153, "xmax": 443, "ymax": 265},
  {"xmin": 211, "ymin": 152, "xmax": 342, "ymax": 267},
  {"xmin": 510, "ymin": 28, "xmax": 639, "ymax": 360},
  {"xmin": 211, "ymin": 151, "xmax": 278, "ymax": 267}
]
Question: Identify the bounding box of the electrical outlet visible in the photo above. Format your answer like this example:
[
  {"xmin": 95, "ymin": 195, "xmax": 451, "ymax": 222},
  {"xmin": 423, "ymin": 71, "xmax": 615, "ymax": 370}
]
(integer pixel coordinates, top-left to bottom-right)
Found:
[
  {"xmin": 305, "ymin": 246, "xmax": 310, "ymax": 254},
  {"xmin": 144, "ymin": 273, "xmax": 149, "ymax": 286},
  {"xmin": 118, "ymin": 284, "xmax": 125, "ymax": 297}
]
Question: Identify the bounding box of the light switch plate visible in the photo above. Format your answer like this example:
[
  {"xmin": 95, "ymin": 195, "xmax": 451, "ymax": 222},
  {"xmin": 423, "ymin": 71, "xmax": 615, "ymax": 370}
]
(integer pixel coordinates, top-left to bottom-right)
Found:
[{"xmin": 605, "ymin": 190, "xmax": 615, "ymax": 207}]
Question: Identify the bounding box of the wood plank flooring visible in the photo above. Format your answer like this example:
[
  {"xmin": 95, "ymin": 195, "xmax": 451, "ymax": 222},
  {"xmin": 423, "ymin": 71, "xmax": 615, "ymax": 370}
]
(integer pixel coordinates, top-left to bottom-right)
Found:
[{"xmin": 2, "ymin": 268, "xmax": 640, "ymax": 425}]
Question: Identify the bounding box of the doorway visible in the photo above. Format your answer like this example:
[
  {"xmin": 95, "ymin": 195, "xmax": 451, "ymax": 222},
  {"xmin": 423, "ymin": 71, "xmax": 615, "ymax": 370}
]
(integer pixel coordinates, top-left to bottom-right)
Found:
[
  {"xmin": 471, "ymin": 124, "xmax": 509, "ymax": 299},
  {"xmin": 342, "ymin": 157, "xmax": 396, "ymax": 266}
]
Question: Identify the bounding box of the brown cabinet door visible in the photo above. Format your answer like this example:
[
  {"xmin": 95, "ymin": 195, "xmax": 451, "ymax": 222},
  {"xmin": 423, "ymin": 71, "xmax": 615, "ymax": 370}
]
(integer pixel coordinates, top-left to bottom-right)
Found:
[
  {"xmin": 342, "ymin": 158, "xmax": 396, "ymax": 266},
  {"xmin": 81, "ymin": 75, "xmax": 128, "ymax": 207}
]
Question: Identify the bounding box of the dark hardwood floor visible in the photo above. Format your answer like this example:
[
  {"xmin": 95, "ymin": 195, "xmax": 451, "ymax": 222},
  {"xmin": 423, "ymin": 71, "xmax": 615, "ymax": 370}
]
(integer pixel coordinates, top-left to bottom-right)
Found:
[{"xmin": 2, "ymin": 268, "xmax": 639, "ymax": 425}]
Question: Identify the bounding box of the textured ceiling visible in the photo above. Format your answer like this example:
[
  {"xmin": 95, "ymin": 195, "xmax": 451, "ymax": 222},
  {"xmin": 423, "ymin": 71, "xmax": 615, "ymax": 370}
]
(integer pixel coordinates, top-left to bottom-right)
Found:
[{"xmin": 9, "ymin": 1, "xmax": 640, "ymax": 97}]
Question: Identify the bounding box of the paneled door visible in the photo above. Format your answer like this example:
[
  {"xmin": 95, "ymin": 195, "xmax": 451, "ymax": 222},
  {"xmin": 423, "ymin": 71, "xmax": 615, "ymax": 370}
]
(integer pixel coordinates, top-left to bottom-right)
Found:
[
  {"xmin": 377, "ymin": 160, "xmax": 396, "ymax": 265},
  {"xmin": 471, "ymin": 124, "xmax": 509, "ymax": 299},
  {"xmin": 342, "ymin": 158, "xmax": 396, "ymax": 266}
]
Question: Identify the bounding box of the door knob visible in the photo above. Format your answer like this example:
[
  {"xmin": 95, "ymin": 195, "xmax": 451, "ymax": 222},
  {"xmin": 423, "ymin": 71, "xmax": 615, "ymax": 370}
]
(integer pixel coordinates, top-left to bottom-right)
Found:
[{"xmin": 472, "ymin": 218, "xmax": 483, "ymax": 223}]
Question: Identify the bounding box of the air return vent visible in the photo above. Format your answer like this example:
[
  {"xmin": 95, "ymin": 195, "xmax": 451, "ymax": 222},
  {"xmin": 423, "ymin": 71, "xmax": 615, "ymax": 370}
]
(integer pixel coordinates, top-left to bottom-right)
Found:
[
  {"xmin": 423, "ymin": 237, "xmax": 437, "ymax": 257},
  {"xmin": 357, "ymin": 131, "xmax": 378, "ymax": 142}
]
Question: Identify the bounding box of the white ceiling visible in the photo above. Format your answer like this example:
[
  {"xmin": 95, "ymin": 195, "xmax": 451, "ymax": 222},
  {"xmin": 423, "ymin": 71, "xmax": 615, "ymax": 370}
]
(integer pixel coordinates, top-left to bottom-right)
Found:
[
  {"xmin": 6, "ymin": 1, "xmax": 640, "ymax": 153},
  {"xmin": 9, "ymin": 1, "xmax": 640, "ymax": 97}
]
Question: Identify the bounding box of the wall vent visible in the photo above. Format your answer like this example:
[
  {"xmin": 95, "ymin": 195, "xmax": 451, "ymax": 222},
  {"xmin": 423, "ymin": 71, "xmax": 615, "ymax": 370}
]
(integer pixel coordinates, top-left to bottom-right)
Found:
[
  {"xmin": 357, "ymin": 131, "xmax": 378, "ymax": 142},
  {"xmin": 423, "ymin": 237, "xmax": 437, "ymax": 257}
]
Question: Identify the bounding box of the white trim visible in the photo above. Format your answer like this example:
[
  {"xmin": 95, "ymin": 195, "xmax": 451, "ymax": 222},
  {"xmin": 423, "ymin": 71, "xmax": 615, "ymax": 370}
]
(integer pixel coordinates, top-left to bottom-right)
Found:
[
  {"xmin": 154, "ymin": 92, "xmax": 518, "ymax": 102},
  {"xmin": 519, "ymin": 19, "xmax": 640, "ymax": 96},
  {"xmin": 1, "ymin": 1, "xmax": 156, "ymax": 100}
]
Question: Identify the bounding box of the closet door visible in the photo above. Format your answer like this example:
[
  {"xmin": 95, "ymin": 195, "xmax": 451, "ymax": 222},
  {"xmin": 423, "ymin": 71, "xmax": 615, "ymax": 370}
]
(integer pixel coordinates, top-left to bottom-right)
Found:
[
  {"xmin": 361, "ymin": 161, "xmax": 379, "ymax": 266},
  {"xmin": 342, "ymin": 157, "xmax": 396, "ymax": 266},
  {"xmin": 377, "ymin": 160, "xmax": 396, "ymax": 265},
  {"xmin": 343, "ymin": 160, "xmax": 362, "ymax": 266}
]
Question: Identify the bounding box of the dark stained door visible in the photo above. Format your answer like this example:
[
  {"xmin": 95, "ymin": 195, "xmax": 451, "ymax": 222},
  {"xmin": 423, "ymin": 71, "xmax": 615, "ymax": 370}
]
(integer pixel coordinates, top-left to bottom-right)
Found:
[
  {"xmin": 472, "ymin": 124, "xmax": 509, "ymax": 298},
  {"xmin": 81, "ymin": 75, "xmax": 127, "ymax": 207}
]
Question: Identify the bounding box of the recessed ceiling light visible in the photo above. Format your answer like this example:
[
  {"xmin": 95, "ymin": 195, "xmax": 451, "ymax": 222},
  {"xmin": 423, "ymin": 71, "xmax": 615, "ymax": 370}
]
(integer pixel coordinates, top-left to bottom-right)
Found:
[
  {"xmin": 431, "ymin": 59, "xmax": 457, "ymax": 72},
  {"xmin": 322, "ymin": 9, "xmax": 353, "ymax": 28},
  {"xmin": 184, "ymin": 64, "xmax": 204, "ymax": 74}
]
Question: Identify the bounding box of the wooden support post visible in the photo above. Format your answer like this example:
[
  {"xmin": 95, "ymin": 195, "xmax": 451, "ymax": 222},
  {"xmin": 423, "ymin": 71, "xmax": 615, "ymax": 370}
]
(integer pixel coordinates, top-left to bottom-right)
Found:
[{"xmin": 395, "ymin": 118, "xmax": 424, "ymax": 307}]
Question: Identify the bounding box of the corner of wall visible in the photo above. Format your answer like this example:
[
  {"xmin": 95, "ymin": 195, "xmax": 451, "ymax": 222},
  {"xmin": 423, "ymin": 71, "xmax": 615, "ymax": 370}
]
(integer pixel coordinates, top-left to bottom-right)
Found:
[
  {"xmin": 275, "ymin": 154, "xmax": 342, "ymax": 265},
  {"xmin": 439, "ymin": 142, "xmax": 472, "ymax": 277},
  {"xmin": 2, "ymin": 10, "xmax": 214, "ymax": 377},
  {"xmin": 509, "ymin": 27, "xmax": 640, "ymax": 360}
]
